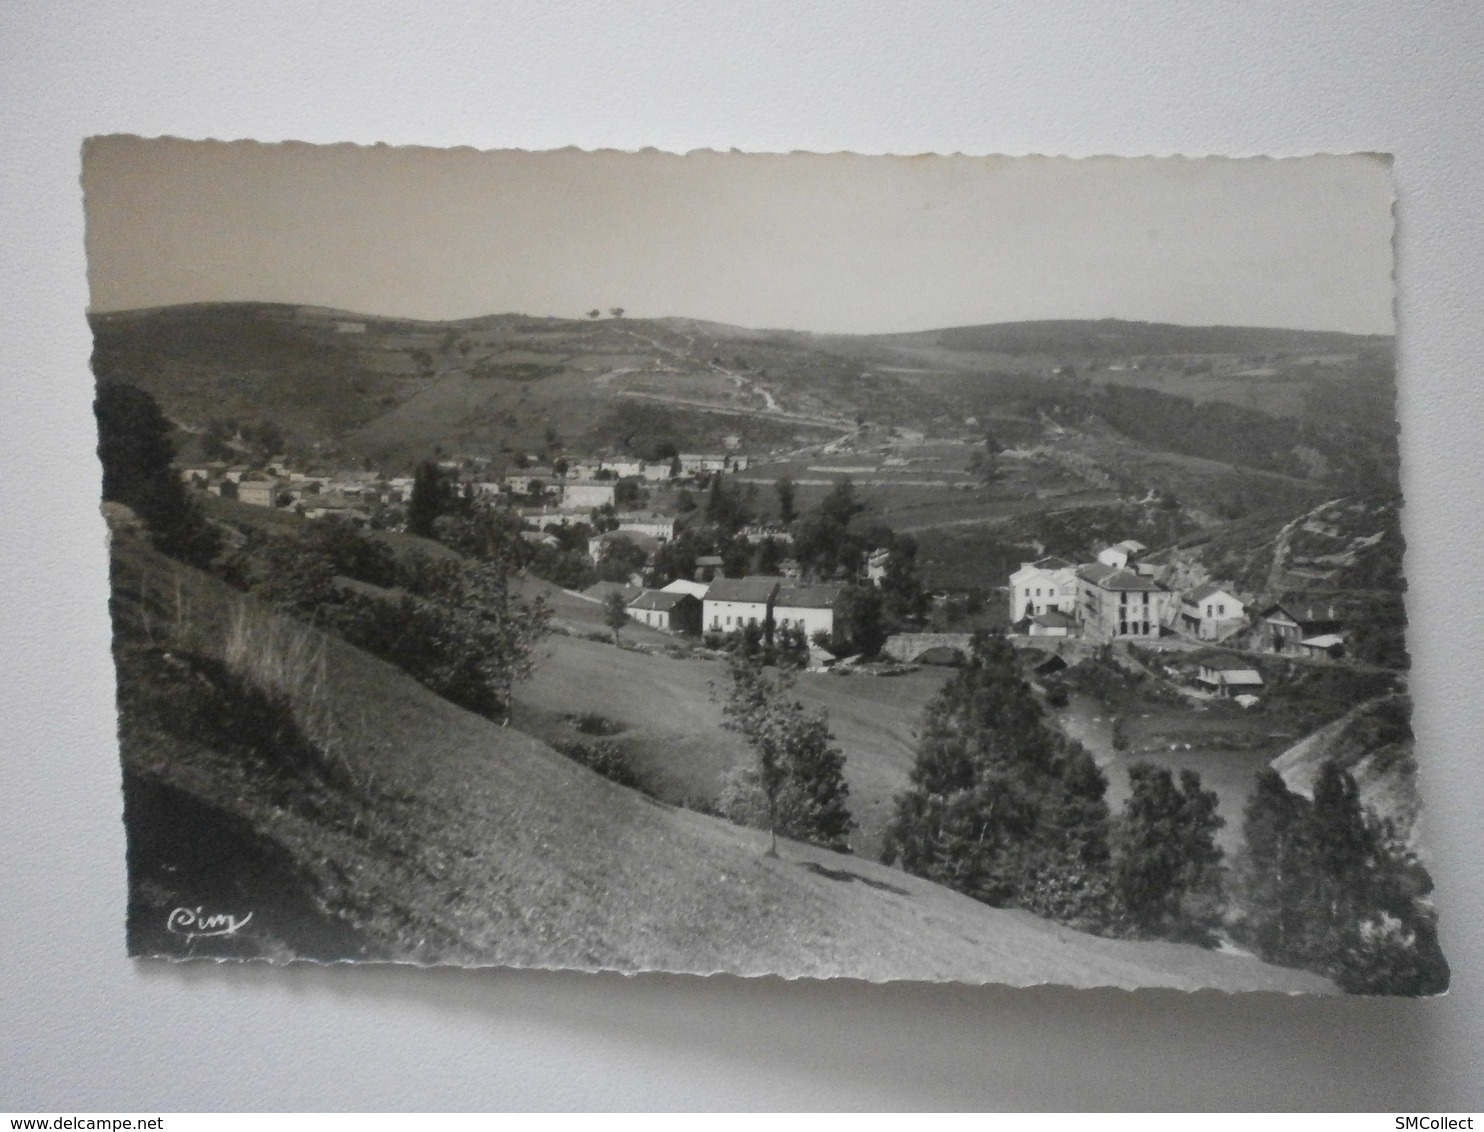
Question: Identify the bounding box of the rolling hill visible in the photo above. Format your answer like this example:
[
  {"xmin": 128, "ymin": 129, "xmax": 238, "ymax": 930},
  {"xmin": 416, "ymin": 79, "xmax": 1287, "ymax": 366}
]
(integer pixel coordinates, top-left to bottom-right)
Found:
[{"xmin": 89, "ymin": 303, "xmax": 1395, "ymax": 467}]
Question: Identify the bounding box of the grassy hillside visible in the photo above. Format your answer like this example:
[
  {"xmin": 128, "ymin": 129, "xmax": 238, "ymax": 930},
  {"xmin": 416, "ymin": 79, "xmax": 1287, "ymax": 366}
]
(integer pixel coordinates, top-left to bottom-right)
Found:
[
  {"xmin": 514, "ymin": 632, "xmax": 950, "ymax": 856},
  {"xmin": 109, "ymin": 529, "xmax": 1329, "ymax": 991}
]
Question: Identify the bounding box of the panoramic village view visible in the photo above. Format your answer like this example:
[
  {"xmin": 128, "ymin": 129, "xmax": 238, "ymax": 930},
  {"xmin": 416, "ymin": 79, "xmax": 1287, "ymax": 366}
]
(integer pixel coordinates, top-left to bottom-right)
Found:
[{"xmin": 88, "ymin": 144, "xmax": 1445, "ymax": 994}]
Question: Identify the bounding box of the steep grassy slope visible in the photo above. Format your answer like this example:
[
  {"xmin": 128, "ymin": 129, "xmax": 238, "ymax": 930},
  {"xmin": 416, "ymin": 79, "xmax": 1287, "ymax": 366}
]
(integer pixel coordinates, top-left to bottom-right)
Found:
[{"xmin": 109, "ymin": 531, "xmax": 1329, "ymax": 990}]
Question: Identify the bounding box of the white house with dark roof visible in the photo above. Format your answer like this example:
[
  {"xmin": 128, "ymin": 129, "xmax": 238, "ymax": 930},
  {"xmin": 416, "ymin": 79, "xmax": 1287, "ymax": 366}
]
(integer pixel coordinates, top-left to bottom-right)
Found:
[
  {"xmin": 1180, "ymin": 582, "xmax": 1247, "ymax": 641},
  {"xmin": 614, "ymin": 512, "xmax": 677, "ymax": 541},
  {"xmin": 774, "ymin": 584, "xmax": 845, "ymax": 646},
  {"xmin": 1009, "ymin": 555, "xmax": 1079, "ymax": 623},
  {"xmin": 1076, "ymin": 559, "xmax": 1171, "ymax": 639},
  {"xmin": 627, "ymin": 589, "xmax": 702, "ymax": 635},
  {"xmin": 236, "ymin": 478, "xmax": 280, "ymax": 508},
  {"xmin": 1097, "ymin": 539, "xmax": 1148, "ymax": 570},
  {"xmin": 703, "ymin": 576, "xmax": 780, "ymax": 634},
  {"xmin": 560, "ymin": 480, "xmax": 618, "ymax": 511}
]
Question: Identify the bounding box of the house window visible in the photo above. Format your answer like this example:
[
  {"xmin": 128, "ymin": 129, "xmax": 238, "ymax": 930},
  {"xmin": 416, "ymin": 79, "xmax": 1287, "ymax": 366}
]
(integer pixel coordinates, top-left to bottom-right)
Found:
[
  {"xmin": 1217, "ymin": 604, "xmax": 1225, "ymax": 616},
  {"xmin": 725, "ymin": 616, "xmax": 732, "ymax": 626}
]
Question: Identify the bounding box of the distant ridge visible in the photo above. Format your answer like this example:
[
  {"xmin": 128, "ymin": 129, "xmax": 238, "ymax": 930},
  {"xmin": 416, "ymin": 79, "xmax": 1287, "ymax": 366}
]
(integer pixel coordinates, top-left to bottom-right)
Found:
[{"xmin": 90, "ymin": 300, "xmax": 1391, "ymax": 347}]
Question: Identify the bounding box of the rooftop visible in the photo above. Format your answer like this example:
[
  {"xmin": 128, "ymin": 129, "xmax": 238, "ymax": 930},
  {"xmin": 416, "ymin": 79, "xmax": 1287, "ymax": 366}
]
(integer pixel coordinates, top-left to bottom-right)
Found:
[
  {"xmin": 628, "ymin": 590, "xmax": 698, "ymax": 612},
  {"xmin": 1183, "ymin": 581, "xmax": 1239, "ymax": 604},
  {"xmin": 1076, "ymin": 563, "xmax": 1165, "ymax": 591},
  {"xmin": 705, "ymin": 576, "xmax": 782, "ymax": 604},
  {"xmin": 775, "ymin": 584, "xmax": 844, "ymax": 609}
]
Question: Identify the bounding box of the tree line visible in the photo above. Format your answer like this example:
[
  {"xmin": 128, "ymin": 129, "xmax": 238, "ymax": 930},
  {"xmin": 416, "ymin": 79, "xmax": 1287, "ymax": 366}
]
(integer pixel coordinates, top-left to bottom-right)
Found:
[
  {"xmin": 880, "ymin": 632, "xmax": 1446, "ymax": 992},
  {"xmin": 96, "ymin": 382, "xmax": 552, "ymax": 727}
]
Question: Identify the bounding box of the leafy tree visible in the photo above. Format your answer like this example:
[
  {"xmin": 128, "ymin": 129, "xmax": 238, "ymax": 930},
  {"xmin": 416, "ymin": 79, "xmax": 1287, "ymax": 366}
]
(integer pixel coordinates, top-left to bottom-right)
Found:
[
  {"xmin": 433, "ymin": 498, "xmax": 528, "ymax": 566},
  {"xmin": 609, "ymin": 307, "xmax": 625, "ymax": 318},
  {"xmin": 368, "ymin": 555, "xmax": 551, "ymax": 725},
  {"xmin": 773, "ymin": 622, "xmax": 810, "ymax": 670},
  {"xmin": 882, "ymin": 632, "xmax": 1113, "ymax": 926},
  {"xmin": 1112, "ymin": 764, "xmax": 1225, "ymax": 944},
  {"xmin": 752, "ymin": 536, "xmax": 784, "ymax": 576},
  {"xmin": 603, "ymin": 590, "xmax": 630, "ymax": 644},
  {"xmin": 200, "ymin": 418, "xmax": 236, "ymax": 462},
  {"xmin": 775, "ymin": 476, "xmax": 797, "ymax": 524},
  {"xmin": 839, "ymin": 585, "xmax": 886, "ymax": 657},
  {"xmin": 94, "ymin": 381, "xmax": 219, "ymax": 567},
  {"xmin": 879, "ymin": 532, "xmax": 929, "ymax": 626},
  {"xmin": 587, "ymin": 309, "xmax": 601, "ymax": 320},
  {"xmin": 1232, "ymin": 763, "xmax": 1448, "ymax": 995},
  {"xmin": 968, "ymin": 429, "xmax": 1004, "ymax": 483},
  {"xmin": 230, "ymin": 531, "xmax": 339, "ymax": 616},
  {"xmin": 792, "ymin": 476, "xmax": 870, "ymax": 580},
  {"xmin": 719, "ymin": 655, "xmax": 855, "ymax": 854},
  {"xmin": 818, "ymin": 477, "xmax": 865, "ymax": 529},
  {"xmin": 704, "ymin": 472, "xmax": 749, "ymax": 532},
  {"xmin": 596, "ymin": 535, "xmax": 648, "ymax": 583},
  {"xmin": 300, "ymin": 514, "xmax": 399, "ymax": 588},
  {"xmin": 646, "ymin": 535, "xmax": 699, "ymax": 588},
  {"xmin": 240, "ymin": 419, "xmax": 284, "ymax": 464}
]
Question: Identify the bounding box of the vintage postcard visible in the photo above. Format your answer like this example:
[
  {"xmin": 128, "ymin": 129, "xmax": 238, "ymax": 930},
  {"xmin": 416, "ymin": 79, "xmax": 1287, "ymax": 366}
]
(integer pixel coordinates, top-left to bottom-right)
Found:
[{"xmin": 84, "ymin": 138, "xmax": 1445, "ymax": 993}]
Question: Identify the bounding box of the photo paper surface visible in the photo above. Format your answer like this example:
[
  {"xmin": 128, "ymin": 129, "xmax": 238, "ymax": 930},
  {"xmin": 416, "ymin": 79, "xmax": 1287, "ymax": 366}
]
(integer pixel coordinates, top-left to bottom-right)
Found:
[{"xmin": 85, "ymin": 138, "xmax": 1443, "ymax": 994}]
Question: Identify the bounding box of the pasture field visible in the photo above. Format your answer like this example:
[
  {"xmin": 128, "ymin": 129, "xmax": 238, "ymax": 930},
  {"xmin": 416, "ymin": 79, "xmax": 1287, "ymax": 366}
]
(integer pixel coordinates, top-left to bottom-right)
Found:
[{"xmin": 512, "ymin": 632, "xmax": 953, "ymax": 858}]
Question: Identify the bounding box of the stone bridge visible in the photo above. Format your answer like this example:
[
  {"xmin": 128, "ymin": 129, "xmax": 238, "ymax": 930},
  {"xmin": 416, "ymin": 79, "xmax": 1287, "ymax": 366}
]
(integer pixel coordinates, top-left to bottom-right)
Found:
[{"xmin": 882, "ymin": 633, "xmax": 975, "ymax": 662}]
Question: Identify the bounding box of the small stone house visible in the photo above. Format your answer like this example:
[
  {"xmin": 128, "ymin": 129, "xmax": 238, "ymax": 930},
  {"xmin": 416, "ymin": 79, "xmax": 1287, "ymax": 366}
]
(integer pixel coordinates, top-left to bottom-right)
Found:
[
  {"xmin": 1180, "ymin": 582, "xmax": 1247, "ymax": 641},
  {"xmin": 627, "ymin": 590, "xmax": 702, "ymax": 635},
  {"xmin": 1194, "ymin": 653, "xmax": 1265, "ymax": 697}
]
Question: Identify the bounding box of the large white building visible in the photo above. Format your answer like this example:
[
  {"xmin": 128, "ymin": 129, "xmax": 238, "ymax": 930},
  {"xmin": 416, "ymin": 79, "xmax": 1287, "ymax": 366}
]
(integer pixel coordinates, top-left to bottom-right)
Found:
[
  {"xmin": 702, "ymin": 576, "xmax": 780, "ymax": 634},
  {"xmin": 773, "ymin": 584, "xmax": 845, "ymax": 646},
  {"xmin": 1008, "ymin": 555, "xmax": 1079, "ymax": 623},
  {"xmin": 560, "ymin": 481, "xmax": 618, "ymax": 511}
]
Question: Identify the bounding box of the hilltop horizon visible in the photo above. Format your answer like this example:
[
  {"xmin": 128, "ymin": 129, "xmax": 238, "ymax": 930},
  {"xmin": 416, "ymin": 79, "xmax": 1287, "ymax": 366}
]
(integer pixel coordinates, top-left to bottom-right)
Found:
[{"xmin": 88, "ymin": 299, "xmax": 1395, "ymax": 342}]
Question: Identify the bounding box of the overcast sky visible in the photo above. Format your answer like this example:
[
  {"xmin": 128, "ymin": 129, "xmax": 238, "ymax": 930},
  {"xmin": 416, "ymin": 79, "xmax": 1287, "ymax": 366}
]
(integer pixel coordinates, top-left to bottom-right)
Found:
[{"xmin": 83, "ymin": 137, "xmax": 1395, "ymax": 336}]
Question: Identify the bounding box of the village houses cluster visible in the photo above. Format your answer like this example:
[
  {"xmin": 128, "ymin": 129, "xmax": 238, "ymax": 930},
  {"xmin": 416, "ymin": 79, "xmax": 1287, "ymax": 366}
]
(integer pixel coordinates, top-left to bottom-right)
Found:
[
  {"xmin": 180, "ymin": 449, "xmax": 752, "ymax": 532},
  {"xmin": 1009, "ymin": 540, "xmax": 1349, "ymax": 698}
]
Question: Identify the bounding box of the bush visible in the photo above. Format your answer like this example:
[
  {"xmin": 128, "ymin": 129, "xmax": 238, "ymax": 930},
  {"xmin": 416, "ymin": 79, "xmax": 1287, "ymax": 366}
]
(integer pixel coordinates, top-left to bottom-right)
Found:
[{"xmin": 557, "ymin": 738, "xmax": 639, "ymax": 789}]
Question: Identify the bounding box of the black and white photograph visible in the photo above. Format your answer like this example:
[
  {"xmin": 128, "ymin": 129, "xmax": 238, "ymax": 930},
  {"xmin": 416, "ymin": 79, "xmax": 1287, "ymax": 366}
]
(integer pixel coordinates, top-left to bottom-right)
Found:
[{"xmin": 85, "ymin": 137, "xmax": 1445, "ymax": 995}]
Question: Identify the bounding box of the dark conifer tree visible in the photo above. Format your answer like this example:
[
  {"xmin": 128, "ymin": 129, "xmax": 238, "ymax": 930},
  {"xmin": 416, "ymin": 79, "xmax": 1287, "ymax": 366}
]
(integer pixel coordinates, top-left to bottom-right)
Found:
[
  {"xmin": 1112, "ymin": 764, "xmax": 1225, "ymax": 944},
  {"xmin": 1233, "ymin": 768, "xmax": 1317, "ymax": 965},
  {"xmin": 882, "ymin": 633, "xmax": 1113, "ymax": 925},
  {"xmin": 94, "ymin": 380, "xmax": 219, "ymax": 567},
  {"xmin": 407, "ymin": 460, "xmax": 451, "ymax": 539},
  {"xmin": 775, "ymin": 476, "xmax": 797, "ymax": 524}
]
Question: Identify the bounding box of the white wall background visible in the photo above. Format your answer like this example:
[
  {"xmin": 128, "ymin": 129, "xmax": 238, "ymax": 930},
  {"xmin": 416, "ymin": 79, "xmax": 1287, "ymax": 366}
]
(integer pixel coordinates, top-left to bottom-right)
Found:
[{"xmin": 3, "ymin": 1, "xmax": 1481, "ymax": 1111}]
